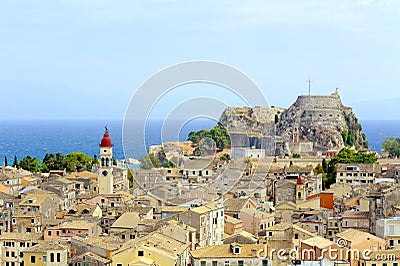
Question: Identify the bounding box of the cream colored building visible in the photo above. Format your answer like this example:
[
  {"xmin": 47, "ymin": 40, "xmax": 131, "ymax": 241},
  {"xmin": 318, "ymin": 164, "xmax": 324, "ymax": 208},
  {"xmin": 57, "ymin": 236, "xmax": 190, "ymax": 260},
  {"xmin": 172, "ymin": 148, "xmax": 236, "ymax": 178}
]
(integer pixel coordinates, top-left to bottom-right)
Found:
[
  {"xmin": 376, "ymin": 217, "xmax": 400, "ymax": 249},
  {"xmin": 111, "ymin": 232, "xmax": 190, "ymax": 266},
  {"xmin": 179, "ymin": 201, "xmax": 225, "ymax": 247},
  {"xmin": 190, "ymin": 243, "xmax": 268, "ymax": 266},
  {"xmin": 0, "ymin": 232, "xmax": 42, "ymax": 266}
]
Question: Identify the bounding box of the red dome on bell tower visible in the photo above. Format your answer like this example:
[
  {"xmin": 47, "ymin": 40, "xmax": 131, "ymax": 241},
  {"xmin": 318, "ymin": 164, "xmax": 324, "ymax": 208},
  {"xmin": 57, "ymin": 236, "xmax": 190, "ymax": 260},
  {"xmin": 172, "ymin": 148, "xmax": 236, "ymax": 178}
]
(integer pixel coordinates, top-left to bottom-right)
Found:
[{"xmin": 100, "ymin": 126, "xmax": 112, "ymax": 147}]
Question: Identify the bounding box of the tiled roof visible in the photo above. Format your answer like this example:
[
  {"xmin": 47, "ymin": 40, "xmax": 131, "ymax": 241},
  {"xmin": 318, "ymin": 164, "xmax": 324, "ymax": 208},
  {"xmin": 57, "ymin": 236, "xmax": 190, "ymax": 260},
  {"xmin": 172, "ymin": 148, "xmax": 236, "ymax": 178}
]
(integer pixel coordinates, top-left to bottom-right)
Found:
[
  {"xmin": 0, "ymin": 232, "xmax": 42, "ymax": 241},
  {"xmin": 342, "ymin": 211, "xmax": 369, "ymax": 218},
  {"xmin": 111, "ymin": 212, "xmax": 140, "ymax": 229},
  {"xmin": 302, "ymin": 236, "xmax": 335, "ymax": 249},
  {"xmin": 224, "ymin": 197, "xmax": 251, "ymax": 212},
  {"xmin": 19, "ymin": 193, "xmax": 52, "ymax": 206},
  {"xmin": 265, "ymin": 222, "xmax": 292, "ymax": 231},
  {"xmin": 336, "ymin": 229, "xmax": 384, "ymax": 243},
  {"xmin": 53, "ymin": 219, "xmax": 99, "ymax": 230},
  {"xmin": 24, "ymin": 241, "xmax": 68, "ymax": 253},
  {"xmin": 190, "ymin": 244, "xmax": 266, "ymax": 259},
  {"xmin": 72, "ymin": 236, "xmax": 121, "ymax": 251},
  {"xmin": 80, "ymin": 252, "xmax": 111, "ymax": 264}
]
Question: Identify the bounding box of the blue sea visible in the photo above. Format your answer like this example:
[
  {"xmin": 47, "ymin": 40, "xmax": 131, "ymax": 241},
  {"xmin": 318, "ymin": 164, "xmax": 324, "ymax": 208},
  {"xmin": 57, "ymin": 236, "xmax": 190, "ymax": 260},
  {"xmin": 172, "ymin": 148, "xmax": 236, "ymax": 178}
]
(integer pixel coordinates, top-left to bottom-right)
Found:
[
  {"xmin": 0, "ymin": 119, "xmax": 216, "ymax": 162},
  {"xmin": 0, "ymin": 119, "xmax": 399, "ymax": 163}
]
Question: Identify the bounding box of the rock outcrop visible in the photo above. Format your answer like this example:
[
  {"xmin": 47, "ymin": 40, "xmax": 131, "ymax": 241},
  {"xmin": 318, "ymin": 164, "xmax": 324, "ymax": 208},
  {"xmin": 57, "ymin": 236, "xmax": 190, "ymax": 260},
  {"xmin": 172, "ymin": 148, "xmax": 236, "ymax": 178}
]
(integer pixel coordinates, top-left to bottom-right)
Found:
[
  {"xmin": 277, "ymin": 91, "xmax": 367, "ymax": 151},
  {"xmin": 219, "ymin": 90, "xmax": 368, "ymax": 157},
  {"xmin": 219, "ymin": 106, "xmax": 283, "ymax": 134}
]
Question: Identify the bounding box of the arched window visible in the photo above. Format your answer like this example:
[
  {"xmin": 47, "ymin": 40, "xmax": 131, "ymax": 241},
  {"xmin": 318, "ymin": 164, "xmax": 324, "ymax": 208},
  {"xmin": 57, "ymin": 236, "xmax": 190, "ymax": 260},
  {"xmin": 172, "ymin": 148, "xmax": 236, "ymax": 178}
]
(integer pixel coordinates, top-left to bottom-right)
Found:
[
  {"xmin": 101, "ymin": 158, "xmax": 105, "ymax": 167},
  {"xmin": 106, "ymin": 158, "xmax": 110, "ymax": 166}
]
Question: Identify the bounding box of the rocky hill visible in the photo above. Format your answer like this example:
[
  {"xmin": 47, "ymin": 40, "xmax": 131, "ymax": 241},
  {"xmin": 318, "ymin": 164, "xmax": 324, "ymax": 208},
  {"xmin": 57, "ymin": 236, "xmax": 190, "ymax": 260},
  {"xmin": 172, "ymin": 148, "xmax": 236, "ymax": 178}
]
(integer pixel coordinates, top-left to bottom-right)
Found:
[
  {"xmin": 219, "ymin": 106, "xmax": 284, "ymax": 134},
  {"xmin": 277, "ymin": 91, "xmax": 368, "ymax": 150},
  {"xmin": 219, "ymin": 91, "xmax": 368, "ymax": 155}
]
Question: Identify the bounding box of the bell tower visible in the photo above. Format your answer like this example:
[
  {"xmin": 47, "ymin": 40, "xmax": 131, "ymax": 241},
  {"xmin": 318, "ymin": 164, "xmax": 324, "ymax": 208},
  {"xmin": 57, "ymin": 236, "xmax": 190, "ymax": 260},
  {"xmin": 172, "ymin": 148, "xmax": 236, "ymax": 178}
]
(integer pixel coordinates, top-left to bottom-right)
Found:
[{"xmin": 98, "ymin": 126, "xmax": 114, "ymax": 194}]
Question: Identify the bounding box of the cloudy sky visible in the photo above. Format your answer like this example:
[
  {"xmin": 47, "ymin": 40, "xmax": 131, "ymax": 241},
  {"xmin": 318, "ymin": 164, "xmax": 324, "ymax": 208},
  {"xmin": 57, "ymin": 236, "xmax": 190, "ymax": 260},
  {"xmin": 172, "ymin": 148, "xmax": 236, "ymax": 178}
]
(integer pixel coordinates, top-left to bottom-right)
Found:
[{"xmin": 1, "ymin": 0, "xmax": 399, "ymax": 120}]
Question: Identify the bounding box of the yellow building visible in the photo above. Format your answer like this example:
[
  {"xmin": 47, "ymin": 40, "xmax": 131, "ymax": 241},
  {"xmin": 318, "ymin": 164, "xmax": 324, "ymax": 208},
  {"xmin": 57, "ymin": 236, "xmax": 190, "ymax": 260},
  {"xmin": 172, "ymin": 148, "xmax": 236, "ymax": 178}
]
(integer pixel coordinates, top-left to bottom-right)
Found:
[
  {"xmin": 359, "ymin": 250, "xmax": 400, "ymax": 266},
  {"xmin": 190, "ymin": 243, "xmax": 267, "ymax": 266},
  {"xmin": 111, "ymin": 232, "xmax": 190, "ymax": 266},
  {"xmin": 0, "ymin": 232, "xmax": 42, "ymax": 266},
  {"xmin": 335, "ymin": 229, "xmax": 386, "ymax": 266},
  {"xmin": 23, "ymin": 241, "xmax": 68, "ymax": 266}
]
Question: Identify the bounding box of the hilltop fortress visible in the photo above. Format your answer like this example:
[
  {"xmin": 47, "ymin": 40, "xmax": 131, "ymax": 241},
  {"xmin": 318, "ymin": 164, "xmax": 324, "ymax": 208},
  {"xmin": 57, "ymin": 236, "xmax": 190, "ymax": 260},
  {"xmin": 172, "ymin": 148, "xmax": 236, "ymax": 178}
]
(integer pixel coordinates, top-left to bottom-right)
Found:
[{"xmin": 221, "ymin": 90, "xmax": 367, "ymax": 158}]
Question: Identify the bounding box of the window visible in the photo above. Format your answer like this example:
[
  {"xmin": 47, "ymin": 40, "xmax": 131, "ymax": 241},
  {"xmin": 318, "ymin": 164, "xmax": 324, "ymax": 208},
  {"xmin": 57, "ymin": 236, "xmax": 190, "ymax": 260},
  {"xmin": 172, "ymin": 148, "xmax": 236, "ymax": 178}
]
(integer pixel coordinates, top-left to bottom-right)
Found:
[
  {"xmin": 269, "ymin": 232, "xmax": 272, "ymax": 237},
  {"xmin": 116, "ymin": 264, "xmax": 122, "ymax": 266},
  {"xmin": 233, "ymin": 214, "xmax": 239, "ymax": 219},
  {"xmin": 233, "ymin": 247, "xmax": 240, "ymax": 254},
  {"xmin": 30, "ymin": 256, "xmax": 36, "ymax": 263},
  {"xmin": 48, "ymin": 231, "xmax": 52, "ymax": 236},
  {"xmin": 294, "ymin": 233, "xmax": 299, "ymax": 239},
  {"xmin": 263, "ymin": 260, "xmax": 268, "ymax": 266},
  {"xmin": 6, "ymin": 251, "xmax": 9, "ymax": 257},
  {"xmin": 138, "ymin": 250, "xmax": 144, "ymax": 256},
  {"xmin": 43, "ymin": 256, "xmax": 47, "ymax": 263},
  {"xmin": 57, "ymin": 253, "xmax": 61, "ymax": 262},
  {"xmin": 224, "ymin": 262, "xmax": 230, "ymax": 266},
  {"xmin": 238, "ymin": 261, "xmax": 244, "ymax": 266},
  {"xmin": 201, "ymin": 262, "xmax": 206, "ymax": 266},
  {"xmin": 50, "ymin": 253, "xmax": 54, "ymax": 262},
  {"xmin": 389, "ymin": 225, "xmax": 395, "ymax": 235},
  {"xmin": 354, "ymin": 221, "xmax": 358, "ymax": 227},
  {"xmin": 212, "ymin": 262, "xmax": 218, "ymax": 266}
]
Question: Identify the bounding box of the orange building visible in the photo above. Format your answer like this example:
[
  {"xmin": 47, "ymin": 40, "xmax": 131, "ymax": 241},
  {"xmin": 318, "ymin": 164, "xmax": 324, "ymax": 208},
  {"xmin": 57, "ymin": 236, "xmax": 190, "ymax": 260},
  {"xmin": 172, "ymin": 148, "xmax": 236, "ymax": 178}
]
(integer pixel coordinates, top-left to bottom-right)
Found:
[{"xmin": 306, "ymin": 192, "xmax": 334, "ymax": 210}]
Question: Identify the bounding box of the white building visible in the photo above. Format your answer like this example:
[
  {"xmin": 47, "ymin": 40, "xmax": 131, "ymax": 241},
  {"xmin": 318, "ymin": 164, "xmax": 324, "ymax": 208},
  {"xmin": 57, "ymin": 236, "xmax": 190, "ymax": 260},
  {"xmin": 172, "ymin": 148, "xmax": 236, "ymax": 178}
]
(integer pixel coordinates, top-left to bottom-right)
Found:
[{"xmin": 376, "ymin": 217, "xmax": 400, "ymax": 249}]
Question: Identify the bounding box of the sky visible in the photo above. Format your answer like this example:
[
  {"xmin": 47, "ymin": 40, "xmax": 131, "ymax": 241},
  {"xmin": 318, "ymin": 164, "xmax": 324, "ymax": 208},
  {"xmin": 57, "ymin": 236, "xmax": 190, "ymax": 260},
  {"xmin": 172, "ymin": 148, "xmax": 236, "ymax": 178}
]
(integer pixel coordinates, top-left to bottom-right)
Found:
[{"xmin": 1, "ymin": 0, "xmax": 400, "ymax": 120}]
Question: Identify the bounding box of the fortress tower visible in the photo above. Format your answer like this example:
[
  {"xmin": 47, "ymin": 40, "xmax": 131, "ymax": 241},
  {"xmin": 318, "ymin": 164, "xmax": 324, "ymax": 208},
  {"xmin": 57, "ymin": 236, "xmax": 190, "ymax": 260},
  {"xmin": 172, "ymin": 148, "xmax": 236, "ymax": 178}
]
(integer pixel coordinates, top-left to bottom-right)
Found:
[{"xmin": 98, "ymin": 127, "xmax": 114, "ymax": 194}]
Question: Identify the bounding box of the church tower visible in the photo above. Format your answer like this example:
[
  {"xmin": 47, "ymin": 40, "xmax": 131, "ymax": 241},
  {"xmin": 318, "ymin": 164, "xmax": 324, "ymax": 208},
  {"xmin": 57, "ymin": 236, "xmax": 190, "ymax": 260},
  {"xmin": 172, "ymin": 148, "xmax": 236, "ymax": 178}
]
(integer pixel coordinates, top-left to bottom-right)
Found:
[{"xmin": 98, "ymin": 126, "xmax": 114, "ymax": 194}]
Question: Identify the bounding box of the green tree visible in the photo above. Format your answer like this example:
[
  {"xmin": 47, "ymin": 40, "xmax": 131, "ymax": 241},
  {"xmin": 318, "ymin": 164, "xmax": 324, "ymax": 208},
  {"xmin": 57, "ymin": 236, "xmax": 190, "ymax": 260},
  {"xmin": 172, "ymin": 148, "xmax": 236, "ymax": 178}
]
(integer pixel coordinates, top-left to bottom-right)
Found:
[
  {"xmin": 162, "ymin": 160, "xmax": 176, "ymax": 168},
  {"xmin": 314, "ymin": 163, "xmax": 324, "ymax": 175},
  {"xmin": 20, "ymin": 156, "xmax": 41, "ymax": 172},
  {"xmin": 188, "ymin": 123, "xmax": 230, "ymax": 151},
  {"xmin": 274, "ymin": 114, "xmax": 279, "ymax": 124},
  {"xmin": 12, "ymin": 155, "xmax": 19, "ymax": 168},
  {"xmin": 4, "ymin": 156, "xmax": 8, "ymax": 167},
  {"xmin": 188, "ymin": 131, "xmax": 200, "ymax": 144},
  {"xmin": 20, "ymin": 156, "xmax": 33, "ymax": 171},
  {"xmin": 322, "ymin": 158, "xmax": 328, "ymax": 173},
  {"xmin": 63, "ymin": 152, "xmax": 93, "ymax": 172},
  {"xmin": 382, "ymin": 137, "xmax": 400, "ymax": 158},
  {"xmin": 128, "ymin": 169, "xmax": 134, "ymax": 188},
  {"xmin": 92, "ymin": 154, "xmax": 99, "ymax": 166},
  {"xmin": 139, "ymin": 154, "xmax": 160, "ymax": 169}
]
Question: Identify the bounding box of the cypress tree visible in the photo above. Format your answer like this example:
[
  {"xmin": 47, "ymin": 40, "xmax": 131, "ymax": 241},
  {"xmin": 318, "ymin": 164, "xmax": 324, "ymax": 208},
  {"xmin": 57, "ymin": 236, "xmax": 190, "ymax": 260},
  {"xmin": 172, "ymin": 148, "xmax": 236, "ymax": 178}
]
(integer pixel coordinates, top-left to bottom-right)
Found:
[{"xmin": 12, "ymin": 155, "xmax": 19, "ymax": 168}]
